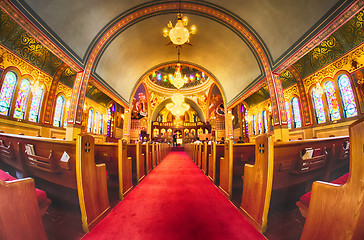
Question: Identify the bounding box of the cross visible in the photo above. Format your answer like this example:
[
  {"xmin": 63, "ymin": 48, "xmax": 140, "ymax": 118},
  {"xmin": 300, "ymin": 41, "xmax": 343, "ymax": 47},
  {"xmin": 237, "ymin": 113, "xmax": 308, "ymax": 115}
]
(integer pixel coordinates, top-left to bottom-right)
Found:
[
  {"xmin": 258, "ymin": 143, "xmax": 265, "ymax": 154},
  {"xmin": 84, "ymin": 142, "xmax": 91, "ymax": 153}
]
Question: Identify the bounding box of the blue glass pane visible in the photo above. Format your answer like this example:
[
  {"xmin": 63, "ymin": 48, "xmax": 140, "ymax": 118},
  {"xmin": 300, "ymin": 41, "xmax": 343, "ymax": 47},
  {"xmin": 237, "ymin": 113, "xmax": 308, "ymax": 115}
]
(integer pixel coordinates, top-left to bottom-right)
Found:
[
  {"xmin": 285, "ymin": 102, "xmax": 292, "ymax": 129},
  {"xmin": 338, "ymin": 75, "xmax": 358, "ymax": 118},
  {"xmin": 291, "ymin": 97, "xmax": 302, "ymax": 128},
  {"xmin": 312, "ymin": 90, "xmax": 326, "ymax": 124}
]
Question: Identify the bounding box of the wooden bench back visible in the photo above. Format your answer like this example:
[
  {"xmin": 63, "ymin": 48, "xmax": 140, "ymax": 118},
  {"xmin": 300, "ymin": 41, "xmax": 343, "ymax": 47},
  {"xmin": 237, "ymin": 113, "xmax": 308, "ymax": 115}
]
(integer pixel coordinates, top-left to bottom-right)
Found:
[
  {"xmin": 94, "ymin": 142, "xmax": 118, "ymax": 177},
  {"xmin": 118, "ymin": 139, "xmax": 133, "ymax": 199},
  {"xmin": 0, "ymin": 177, "xmax": 47, "ymax": 240},
  {"xmin": 300, "ymin": 118, "xmax": 364, "ymax": 240},
  {"xmin": 272, "ymin": 136, "xmax": 349, "ymax": 204},
  {"xmin": 76, "ymin": 134, "xmax": 110, "ymax": 232},
  {"xmin": 142, "ymin": 142, "xmax": 153, "ymax": 174},
  {"xmin": 201, "ymin": 142, "xmax": 209, "ymax": 175},
  {"xmin": 211, "ymin": 143, "xmax": 224, "ymax": 185},
  {"xmin": 240, "ymin": 134, "xmax": 274, "ymax": 233}
]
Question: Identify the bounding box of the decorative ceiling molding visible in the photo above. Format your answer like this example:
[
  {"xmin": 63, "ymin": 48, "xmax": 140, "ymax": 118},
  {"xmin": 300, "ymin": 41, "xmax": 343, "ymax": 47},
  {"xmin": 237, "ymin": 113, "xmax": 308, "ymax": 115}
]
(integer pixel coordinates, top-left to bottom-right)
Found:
[
  {"xmin": 274, "ymin": 0, "xmax": 364, "ymax": 74},
  {"xmin": 0, "ymin": 0, "xmax": 83, "ymax": 72}
]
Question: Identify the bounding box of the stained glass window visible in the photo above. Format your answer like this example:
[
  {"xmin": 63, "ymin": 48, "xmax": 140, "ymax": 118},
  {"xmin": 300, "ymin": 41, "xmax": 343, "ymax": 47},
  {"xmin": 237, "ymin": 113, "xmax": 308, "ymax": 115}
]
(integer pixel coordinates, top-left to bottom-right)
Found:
[
  {"xmin": 324, "ymin": 81, "xmax": 341, "ymax": 121},
  {"xmin": 13, "ymin": 79, "xmax": 31, "ymax": 119},
  {"xmin": 262, "ymin": 110, "xmax": 268, "ymax": 133},
  {"xmin": 337, "ymin": 74, "xmax": 358, "ymax": 118},
  {"xmin": 285, "ymin": 102, "xmax": 292, "ymax": 129},
  {"xmin": 53, "ymin": 96, "xmax": 65, "ymax": 127},
  {"xmin": 245, "ymin": 109, "xmax": 249, "ymax": 137},
  {"xmin": 63, "ymin": 100, "xmax": 70, "ymax": 127},
  {"xmin": 93, "ymin": 112, "xmax": 99, "ymax": 134},
  {"xmin": 0, "ymin": 71, "xmax": 18, "ymax": 116},
  {"xmin": 291, "ymin": 97, "xmax": 302, "ymax": 128},
  {"xmin": 99, "ymin": 114, "xmax": 104, "ymax": 134},
  {"xmin": 28, "ymin": 87, "xmax": 44, "ymax": 122},
  {"xmin": 312, "ymin": 89, "xmax": 326, "ymax": 124},
  {"xmin": 252, "ymin": 115, "xmax": 256, "ymax": 135},
  {"xmin": 87, "ymin": 109, "xmax": 94, "ymax": 133},
  {"xmin": 257, "ymin": 113, "xmax": 262, "ymax": 134}
]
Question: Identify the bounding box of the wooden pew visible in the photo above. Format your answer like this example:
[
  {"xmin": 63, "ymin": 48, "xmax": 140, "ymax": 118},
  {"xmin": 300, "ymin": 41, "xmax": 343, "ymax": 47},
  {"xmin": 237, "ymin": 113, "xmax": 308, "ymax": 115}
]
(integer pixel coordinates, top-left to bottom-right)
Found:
[
  {"xmin": 126, "ymin": 141, "xmax": 144, "ymax": 186},
  {"xmin": 0, "ymin": 177, "xmax": 47, "ymax": 240},
  {"xmin": 142, "ymin": 142, "xmax": 153, "ymax": 174},
  {"xmin": 0, "ymin": 139, "xmax": 24, "ymax": 174},
  {"xmin": 118, "ymin": 139, "xmax": 133, "ymax": 200},
  {"xmin": 0, "ymin": 133, "xmax": 111, "ymax": 233},
  {"xmin": 300, "ymin": 117, "xmax": 364, "ymax": 240},
  {"xmin": 151, "ymin": 142, "xmax": 157, "ymax": 168},
  {"xmin": 272, "ymin": 136, "xmax": 349, "ymax": 205},
  {"xmin": 76, "ymin": 134, "xmax": 110, "ymax": 232},
  {"xmin": 201, "ymin": 142, "xmax": 211, "ymax": 175},
  {"xmin": 218, "ymin": 140, "xmax": 255, "ymax": 203},
  {"xmin": 94, "ymin": 142, "xmax": 118, "ymax": 177},
  {"xmin": 240, "ymin": 134, "xmax": 274, "ymax": 233},
  {"xmin": 207, "ymin": 142, "xmax": 224, "ymax": 185}
]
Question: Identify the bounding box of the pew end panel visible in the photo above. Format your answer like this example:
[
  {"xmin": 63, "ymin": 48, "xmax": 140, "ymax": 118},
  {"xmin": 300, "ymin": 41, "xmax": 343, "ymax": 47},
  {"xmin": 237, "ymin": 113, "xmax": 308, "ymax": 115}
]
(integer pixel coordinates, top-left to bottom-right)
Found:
[
  {"xmin": 136, "ymin": 141, "xmax": 145, "ymax": 183},
  {"xmin": 240, "ymin": 134, "xmax": 274, "ymax": 233},
  {"xmin": 118, "ymin": 139, "xmax": 133, "ymax": 200},
  {"xmin": 207, "ymin": 142, "xmax": 216, "ymax": 182},
  {"xmin": 300, "ymin": 118, "xmax": 364, "ymax": 240},
  {"xmin": 219, "ymin": 140, "xmax": 233, "ymax": 199},
  {"xmin": 0, "ymin": 178, "xmax": 47, "ymax": 240},
  {"xmin": 76, "ymin": 134, "xmax": 110, "ymax": 233}
]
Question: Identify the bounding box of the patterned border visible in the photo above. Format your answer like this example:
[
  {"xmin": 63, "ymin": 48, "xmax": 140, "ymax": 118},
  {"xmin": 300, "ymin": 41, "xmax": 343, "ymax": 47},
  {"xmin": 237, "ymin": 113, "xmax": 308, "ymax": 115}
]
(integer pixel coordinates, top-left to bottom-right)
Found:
[{"xmin": 274, "ymin": 0, "xmax": 364, "ymax": 74}]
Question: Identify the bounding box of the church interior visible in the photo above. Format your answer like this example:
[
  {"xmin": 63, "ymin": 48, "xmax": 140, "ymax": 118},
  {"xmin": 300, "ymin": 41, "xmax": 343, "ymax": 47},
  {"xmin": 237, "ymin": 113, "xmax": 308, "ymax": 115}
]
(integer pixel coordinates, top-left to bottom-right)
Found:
[{"xmin": 1, "ymin": 0, "xmax": 364, "ymax": 239}]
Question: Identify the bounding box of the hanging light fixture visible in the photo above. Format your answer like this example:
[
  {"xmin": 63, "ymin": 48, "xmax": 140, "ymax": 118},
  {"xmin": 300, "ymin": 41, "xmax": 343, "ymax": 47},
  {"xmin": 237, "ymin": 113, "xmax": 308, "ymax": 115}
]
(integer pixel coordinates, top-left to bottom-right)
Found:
[
  {"xmin": 163, "ymin": 0, "xmax": 196, "ymax": 46},
  {"xmin": 170, "ymin": 48, "xmax": 185, "ymax": 89},
  {"xmin": 166, "ymin": 92, "xmax": 190, "ymax": 117}
]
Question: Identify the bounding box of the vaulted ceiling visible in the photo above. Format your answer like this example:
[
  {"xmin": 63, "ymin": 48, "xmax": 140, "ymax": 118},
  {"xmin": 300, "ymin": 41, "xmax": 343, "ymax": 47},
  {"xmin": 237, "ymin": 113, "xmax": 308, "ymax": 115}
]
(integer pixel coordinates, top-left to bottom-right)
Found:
[{"xmin": 11, "ymin": 0, "xmax": 349, "ymax": 106}]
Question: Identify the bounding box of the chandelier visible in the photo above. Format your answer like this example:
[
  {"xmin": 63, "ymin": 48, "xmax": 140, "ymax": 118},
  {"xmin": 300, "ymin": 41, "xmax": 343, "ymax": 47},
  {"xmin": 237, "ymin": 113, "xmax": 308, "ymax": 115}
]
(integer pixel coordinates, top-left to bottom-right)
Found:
[
  {"xmin": 166, "ymin": 92, "xmax": 190, "ymax": 117},
  {"xmin": 163, "ymin": 0, "xmax": 196, "ymax": 46}
]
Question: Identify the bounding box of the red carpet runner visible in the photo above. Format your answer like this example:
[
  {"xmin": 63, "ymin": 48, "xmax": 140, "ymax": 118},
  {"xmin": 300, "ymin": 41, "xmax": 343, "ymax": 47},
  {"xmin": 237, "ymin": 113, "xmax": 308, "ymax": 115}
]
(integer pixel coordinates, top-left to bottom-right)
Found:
[{"xmin": 82, "ymin": 152, "xmax": 266, "ymax": 240}]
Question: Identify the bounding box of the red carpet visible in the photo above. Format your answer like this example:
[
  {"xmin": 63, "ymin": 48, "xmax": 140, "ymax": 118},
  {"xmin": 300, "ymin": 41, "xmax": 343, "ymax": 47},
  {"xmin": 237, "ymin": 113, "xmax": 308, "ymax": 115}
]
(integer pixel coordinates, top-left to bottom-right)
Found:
[{"xmin": 82, "ymin": 152, "xmax": 266, "ymax": 240}]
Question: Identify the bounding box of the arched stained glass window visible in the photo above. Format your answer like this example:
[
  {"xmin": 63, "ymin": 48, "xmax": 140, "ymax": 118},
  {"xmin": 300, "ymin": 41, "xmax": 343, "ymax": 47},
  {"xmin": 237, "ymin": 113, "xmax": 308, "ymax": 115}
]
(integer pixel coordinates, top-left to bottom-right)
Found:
[
  {"xmin": 311, "ymin": 90, "xmax": 326, "ymax": 124},
  {"xmin": 262, "ymin": 110, "xmax": 268, "ymax": 133},
  {"xmin": 285, "ymin": 102, "xmax": 292, "ymax": 129},
  {"xmin": 291, "ymin": 97, "xmax": 302, "ymax": 128},
  {"xmin": 245, "ymin": 109, "xmax": 249, "ymax": 137},
  {"xmin": 28, "ymin": 86, "xmax": 44, "ymax": 122},
  {"xmin": 93, "ymin": 112, "xmax": 99, "ymax": 134},
  {"xmin": 324, "ymin": 81, "xmax": 341, "ymax": 121},
  {"xmin": 0, "ymin": 71, "xmax": 18, "ymax": 116},
  {"xmin": 257, "ymin": 113, "xmax": 262, "ymax": 134},
  {"xmin": 99, "ymin": 114, "xmax": 104, "ymax": 134},
  {"xmin": 13, "ymin": 79, "xmax": 31, "ymax": 119},
  {"xmin": 53, "ymin": 96, "xmax": 65, "ymax": 127},
  {"xmin": 337, "ymin": 74, "xmax": 358, "ymax": 118},
  {"xmin": 252, "ymin": 115, "xmax": 256, "ymax": 135},
  {"xmin": 87, "ymin": 109, "xmax": 94, "ymax": 133},
  {"xmin": 63, "ymin": 100, "xmax": 70, "ymax": 127}
]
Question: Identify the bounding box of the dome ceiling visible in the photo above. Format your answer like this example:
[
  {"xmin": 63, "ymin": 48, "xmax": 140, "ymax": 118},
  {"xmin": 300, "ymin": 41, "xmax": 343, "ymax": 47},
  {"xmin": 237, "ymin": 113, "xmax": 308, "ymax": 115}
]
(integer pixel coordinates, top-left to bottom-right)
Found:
[{"xmin": 17, "ymin": 0, "xmax": 344, "ymax": 105}]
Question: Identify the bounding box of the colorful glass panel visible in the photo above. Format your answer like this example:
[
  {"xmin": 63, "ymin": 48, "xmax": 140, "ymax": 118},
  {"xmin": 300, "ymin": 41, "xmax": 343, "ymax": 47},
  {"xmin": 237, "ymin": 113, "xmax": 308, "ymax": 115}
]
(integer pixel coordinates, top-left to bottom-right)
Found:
[
  {"xmin": 28, "ymin": 87, "xmax": 44, "ymax": 122},
  {"xmin": 245, "ymin": 109, "xmax": 249, "ymax": 137},
  {"xmin": 337, "ymin": 75, "xmax": 358, "ymax": 118},
  {"xmin": 262, "ymin": 110, "xmax": 268, "ymax": 133},
  {"xmin": 13, "ymin": 79, "xmax": 31, "ymax": 119},
  {"xmin": 87, "ymin": 109, "xmax": 94, "ymax": 133},
  {"xmin": 291, "ymin": 97, "xmax": 302, "ymax": 128},
  {"xmin": 93, "ymin": 112, "xmax": 99, "ymax": 134},
  {"xmin": 99, "ymin": 114, "xmax": 104, "ymax": 134},
  {"xmin": 252, "ymin": 115, "xmax": 256, "ymax": 135},
  {"xmin": 53, "ymin": 96, "xmax": 65, "ymax": 127},
  {"xmin": 257, "ymin": 113, "xmax": 262, "ymax": 134},
  {"xmin": 63, "ymin": 100, "xmax": 70, "ymax": 127},
  {"xmin": 0, "ymin": 71, "xmax": 17, "ymax": 116},
  {"xmin": 285, "ymin": 102, "xmax": 292, "ymax": 129},
  {"xmin": 312, "ymin": 90, "xmax": 326, "ymax": 124},
  {"xmin": 324, "ymin": 81, "xmax": 341, "ymax": 121}
]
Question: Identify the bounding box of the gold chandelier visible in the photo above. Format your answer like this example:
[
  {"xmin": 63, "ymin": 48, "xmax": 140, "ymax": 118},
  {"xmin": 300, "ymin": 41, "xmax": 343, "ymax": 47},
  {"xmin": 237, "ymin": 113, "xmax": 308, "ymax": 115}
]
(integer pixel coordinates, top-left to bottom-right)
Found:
[
  {"xmin": 166, "ymin": 92, "xmax": 190, "ymax": 117},
  {"xmin": 163, "ymin": 0, "xmax": 196, "ymax": 46}
]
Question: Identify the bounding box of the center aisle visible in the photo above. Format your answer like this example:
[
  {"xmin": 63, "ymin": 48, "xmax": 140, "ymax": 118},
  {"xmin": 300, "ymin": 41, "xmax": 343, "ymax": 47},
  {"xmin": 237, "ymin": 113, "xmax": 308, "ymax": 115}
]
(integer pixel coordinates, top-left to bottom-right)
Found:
[{"xmin": 82, "ymin": 152, "xmax": 266, "ymax": 240}]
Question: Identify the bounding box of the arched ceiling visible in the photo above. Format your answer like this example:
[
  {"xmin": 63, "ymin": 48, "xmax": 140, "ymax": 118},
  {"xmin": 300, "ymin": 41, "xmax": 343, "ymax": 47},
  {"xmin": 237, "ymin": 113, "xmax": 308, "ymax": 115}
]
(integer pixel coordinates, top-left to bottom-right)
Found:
[{"xmin": 17, "ymin": 0, "xmax": 344, "ymax": 106}]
